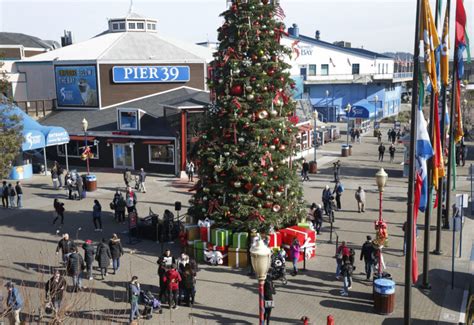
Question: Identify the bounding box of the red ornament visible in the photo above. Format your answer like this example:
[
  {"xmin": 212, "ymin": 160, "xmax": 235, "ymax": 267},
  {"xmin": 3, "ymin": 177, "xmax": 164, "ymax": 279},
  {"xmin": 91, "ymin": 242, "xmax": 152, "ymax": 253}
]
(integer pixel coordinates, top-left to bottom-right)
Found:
[
  {"xmin": 267, "ymin": 69, "xmax": 275, "ymax": 76},
  {"xmin": 273, "ymin": 138, "xmax": 280, "ymax": 145},
  {"xmin": 264, "ymin": 202, "xmax": 272, "ymax": 208},
  {"xmin": 290, "ymin": 83, "xmax": 296, "ymax": 89},
  {"xmin": 230, "ymin": 85, "xmax": 243, "ymax": 96},
  {"xmin": 231, "ymin": 4, "xmax": 238, "ymax": 12},
  {"xmin": 244, "ymin": 183, "xmax": 253, "ymax": 191}
]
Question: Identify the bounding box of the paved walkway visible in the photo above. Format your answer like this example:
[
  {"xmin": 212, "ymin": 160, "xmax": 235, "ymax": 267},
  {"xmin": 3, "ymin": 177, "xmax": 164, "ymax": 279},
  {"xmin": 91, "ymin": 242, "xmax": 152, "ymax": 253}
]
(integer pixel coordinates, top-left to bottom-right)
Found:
[{"xmin": 0, "ymin": 123, "xmax": 472, "ymax": 324}]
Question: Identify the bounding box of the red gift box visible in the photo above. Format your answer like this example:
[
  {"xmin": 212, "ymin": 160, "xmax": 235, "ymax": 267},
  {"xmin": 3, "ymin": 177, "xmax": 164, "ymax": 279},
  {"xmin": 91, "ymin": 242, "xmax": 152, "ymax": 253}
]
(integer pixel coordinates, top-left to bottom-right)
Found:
[
  {"xmin": 280, "ymin": 226, "xmax": 316, "ymax": 262},
  {"xmin": 200, "ymin": 227, "xmax": 210, "ymax": 242},
  {"xmin": 268, "ymin": 231, "xmax": 282, "ymax": 248}
]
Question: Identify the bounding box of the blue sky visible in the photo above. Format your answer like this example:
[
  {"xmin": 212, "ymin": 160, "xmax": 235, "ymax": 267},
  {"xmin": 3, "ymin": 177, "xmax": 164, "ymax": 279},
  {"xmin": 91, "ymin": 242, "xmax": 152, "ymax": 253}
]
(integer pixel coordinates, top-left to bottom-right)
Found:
[{"xmin": 0, "ymin": 0, "xmax": 472, "ymax": 53}]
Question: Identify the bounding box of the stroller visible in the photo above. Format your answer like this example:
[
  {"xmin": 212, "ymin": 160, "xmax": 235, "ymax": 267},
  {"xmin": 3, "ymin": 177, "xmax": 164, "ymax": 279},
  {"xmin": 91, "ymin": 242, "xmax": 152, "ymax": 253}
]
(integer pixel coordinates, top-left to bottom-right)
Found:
[
  {"xmin": 140, "ymin": 290, "xmax": 162, "ymax": 319},
  {"xmin": 270, "ymin": 249, "xmax": 288, "ymax": 285}
]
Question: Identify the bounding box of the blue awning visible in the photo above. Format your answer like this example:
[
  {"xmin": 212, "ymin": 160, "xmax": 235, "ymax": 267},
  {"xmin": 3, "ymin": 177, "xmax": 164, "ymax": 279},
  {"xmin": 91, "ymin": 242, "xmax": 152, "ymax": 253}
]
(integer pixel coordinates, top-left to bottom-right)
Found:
[
  {"xmin": 41, "ymin": 126, "xmax": 70, "ymax": 146},
  {"xmin": 22, "ymin": 129, "xmax": 45, "ymax": 151},
  {"xmin": 347, "ymin": 101, "xmax": 375, "ymax": 119}
]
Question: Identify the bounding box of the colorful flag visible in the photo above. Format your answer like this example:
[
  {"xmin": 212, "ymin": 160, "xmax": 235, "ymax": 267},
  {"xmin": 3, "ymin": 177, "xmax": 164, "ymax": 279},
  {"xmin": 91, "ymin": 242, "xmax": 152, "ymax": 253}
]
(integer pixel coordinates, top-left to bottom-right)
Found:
[
  {"xmin": 421, "ymin": 0, "xmax": 440, "ymax": 93},
  {"xmin": 416, "ymin": 73, "xmax": 434, "ymax": 212},
  {"xmin": 412, "ymin": 172, "xmax": 423, "ymax": 284},
  {"xmin": 274, "ymin": 4, "xmax": 286, "ymax": 20},
  {"xmin": 455, "ymin": 79, "xmax": 464, "ymax": 142},
  {"xmin": 432, "ymin": 93, "xmax": 445, "ymax": 189},
  {"xmin": 440, "ymin": 7, "xmax": 450, "ymax": 85}
]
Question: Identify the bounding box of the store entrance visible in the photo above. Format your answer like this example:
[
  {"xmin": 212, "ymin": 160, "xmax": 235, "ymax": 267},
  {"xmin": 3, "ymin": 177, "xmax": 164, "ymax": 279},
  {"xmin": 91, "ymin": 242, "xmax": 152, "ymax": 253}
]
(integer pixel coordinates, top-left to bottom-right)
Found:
[{"xmin": 113, "ymin": 143, "xmax": 134, "ymax": 169}]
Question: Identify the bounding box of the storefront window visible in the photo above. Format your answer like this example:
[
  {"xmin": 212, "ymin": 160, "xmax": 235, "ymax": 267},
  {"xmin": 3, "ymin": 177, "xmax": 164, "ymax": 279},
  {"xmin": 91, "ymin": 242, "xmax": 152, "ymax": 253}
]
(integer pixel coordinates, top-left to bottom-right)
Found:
[
  {"xmin": 137, "ymin": 22, "xmax": 144, "ymax": 29},
  {"xmin": 57, "ymin": 140, "xmax": 99, "ymax": 159},
  {"xmin": 149, "ymin": 145, "xmax": 174, "ymax": 164},
  {"xmin": 308, "ymin": 64, "xmax": 316, "ymax": 76},
  {"xmin": 119, "ymin": 110, "xmax": 139, "ymax": 130}
]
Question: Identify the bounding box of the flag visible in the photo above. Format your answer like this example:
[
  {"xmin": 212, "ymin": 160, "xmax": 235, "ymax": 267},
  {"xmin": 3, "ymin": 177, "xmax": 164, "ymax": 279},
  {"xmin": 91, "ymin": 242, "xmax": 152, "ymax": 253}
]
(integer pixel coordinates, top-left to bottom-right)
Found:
[
  {"xmin": 451, "ymin": 135, "xmax": 457, "ymax": 190},
  {"xmin": 415, "ymin": 72, "xmax": 434, "ymax": 212},
  {"xmin": 412, "ymin": 172, "xmax": 423, "ymax": 284},
  {"xmin": 440, "ymin": 7, "xmax": 450, "ymax": 85},
  {"xmin": 421, "ymin": 0, "xmax": 440, "ymax": 93},
  {"xmin": 432, "ymin": 93, "xmax": 445, "ymax": 189},
  {"xmin": 274, "ymin": 4, "xmax": 286, "ymax": 20},
  {"xmin": 455, "ymin": 79, "xmax": 464, "ymax": 142}
]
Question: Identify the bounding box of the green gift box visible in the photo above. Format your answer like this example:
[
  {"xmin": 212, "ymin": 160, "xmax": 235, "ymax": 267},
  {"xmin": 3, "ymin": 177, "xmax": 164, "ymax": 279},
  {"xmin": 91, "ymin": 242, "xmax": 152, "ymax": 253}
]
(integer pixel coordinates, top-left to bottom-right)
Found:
[
  {"xmin": 211, "ymin": 229, "xmax": 231, "ymax": 247},
  {"xmin": 194, "ymin": 240, "xmax": 207, "ymax": 263},
  {"xmin": 297, "ymin": 222, "xmax": 311, "ymax": 229},
  {"xmin": 231, "ymin": 232, "xmax": 248, "ymax": 249}
]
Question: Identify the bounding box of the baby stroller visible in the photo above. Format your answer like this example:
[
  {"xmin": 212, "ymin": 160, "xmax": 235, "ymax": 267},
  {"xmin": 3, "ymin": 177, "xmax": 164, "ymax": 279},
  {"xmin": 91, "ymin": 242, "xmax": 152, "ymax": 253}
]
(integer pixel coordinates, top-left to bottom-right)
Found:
[
  {"xmin": 270, "ymin": 249, "xmax": 287, "ymax": 285},
  {"xmin": 140, "ymin": 290, "xmax": 162, "ymax": 319}
]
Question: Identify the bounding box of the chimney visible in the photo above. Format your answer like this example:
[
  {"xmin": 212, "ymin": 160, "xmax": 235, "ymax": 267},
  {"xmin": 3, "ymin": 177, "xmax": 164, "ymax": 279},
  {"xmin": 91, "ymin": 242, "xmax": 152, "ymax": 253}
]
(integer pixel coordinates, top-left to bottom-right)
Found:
[
  {"xmin": 61, "ymin": 30, "xmax": 73, "ymax": 47},
  {"xmin": 315, "ymin": 30, "xmax": 320, "ymax": 40},
  {"xmin": 288, "ymin": 23, "xmax": 299, "ymax": 38}
]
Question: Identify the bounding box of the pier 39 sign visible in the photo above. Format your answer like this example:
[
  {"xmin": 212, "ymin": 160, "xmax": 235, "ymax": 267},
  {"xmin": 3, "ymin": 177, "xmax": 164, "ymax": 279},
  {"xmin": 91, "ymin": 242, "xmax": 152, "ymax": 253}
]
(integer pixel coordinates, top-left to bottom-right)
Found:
[{"xmin": 112, "ymin": 66, "xmax": 190, "ymax": 83}]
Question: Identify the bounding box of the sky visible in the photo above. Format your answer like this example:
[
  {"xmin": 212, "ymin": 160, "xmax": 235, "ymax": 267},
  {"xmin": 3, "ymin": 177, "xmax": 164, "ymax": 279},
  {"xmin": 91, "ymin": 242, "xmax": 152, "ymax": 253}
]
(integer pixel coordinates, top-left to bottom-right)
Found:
[{"xmin": 0, "ymin": 0, "xmax": 473, "ymax": 54}]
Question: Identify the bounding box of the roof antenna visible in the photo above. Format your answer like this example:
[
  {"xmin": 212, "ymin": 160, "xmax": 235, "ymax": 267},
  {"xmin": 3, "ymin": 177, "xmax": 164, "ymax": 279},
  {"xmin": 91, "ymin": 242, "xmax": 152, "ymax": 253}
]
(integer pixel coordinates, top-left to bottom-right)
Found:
[{"xmin": 128, "ymin": 0, "xmax": 134, "ymax": 14}]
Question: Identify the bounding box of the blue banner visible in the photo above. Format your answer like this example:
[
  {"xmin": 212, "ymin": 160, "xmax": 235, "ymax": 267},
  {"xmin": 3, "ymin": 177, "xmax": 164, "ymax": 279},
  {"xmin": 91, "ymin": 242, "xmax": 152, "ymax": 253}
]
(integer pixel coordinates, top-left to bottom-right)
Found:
[
  {"xmin": 55, "ymin": 66, "xmax": 98, "ymax": 107},
  {"xmin": 112, "ymin": 66, "xmax": 190, "ymax": 83}
]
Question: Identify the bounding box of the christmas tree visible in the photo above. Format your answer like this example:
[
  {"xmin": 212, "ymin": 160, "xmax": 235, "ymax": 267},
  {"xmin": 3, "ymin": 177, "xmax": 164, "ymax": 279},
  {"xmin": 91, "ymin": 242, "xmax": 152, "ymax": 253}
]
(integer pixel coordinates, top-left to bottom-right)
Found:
[{"xmin": 189, "ymin": 0, "xmax": 306, "ymax": 232}]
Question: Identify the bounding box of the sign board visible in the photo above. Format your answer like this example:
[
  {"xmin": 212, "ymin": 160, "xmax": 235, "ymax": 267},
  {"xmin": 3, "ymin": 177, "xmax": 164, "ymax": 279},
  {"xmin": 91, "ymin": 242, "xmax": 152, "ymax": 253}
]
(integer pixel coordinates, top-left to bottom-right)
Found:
[
  {"xmin": 55, "ymin": 66, "xmax": 99, "ymax": 107},
  {"xmin": 456, "ymin": 194, "xmax": 469, "ymax": 209},
  {"xmin": 394, "ymin": 121, "xmax": 401, "ymax": 130},
  {"xmin": 347, "ymin": 105, "xmax": 370, "ymax": 119},
  {"xmin": 112, "ymin": 66, "xmax": 190, "ymax": 83},
  {"xmin": 374, "ymin": 122, "xmax": 380, "ymax": 129}
]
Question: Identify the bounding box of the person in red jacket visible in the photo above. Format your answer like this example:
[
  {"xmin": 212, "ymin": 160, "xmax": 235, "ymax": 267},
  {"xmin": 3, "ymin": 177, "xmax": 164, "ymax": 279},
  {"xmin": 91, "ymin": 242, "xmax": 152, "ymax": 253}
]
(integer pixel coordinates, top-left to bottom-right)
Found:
[{"xmin": 164, "ymin": 264, "xmax": 182, "ymax": 309}]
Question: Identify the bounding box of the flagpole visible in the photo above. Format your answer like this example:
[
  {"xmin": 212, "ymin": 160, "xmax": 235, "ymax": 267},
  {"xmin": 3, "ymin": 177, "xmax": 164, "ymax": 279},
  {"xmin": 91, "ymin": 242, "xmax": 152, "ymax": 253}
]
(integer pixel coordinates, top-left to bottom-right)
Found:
[
  {"xmin": 405, "ymin": 0, "xmax": 423, "ymax": 323},
  {"xmin": 421, "ymin": 0, "xmax": 440, "ymax": 290},
  {"xmin": 434, "ymin": 0, "xmax": 451, "ymax": 256}
]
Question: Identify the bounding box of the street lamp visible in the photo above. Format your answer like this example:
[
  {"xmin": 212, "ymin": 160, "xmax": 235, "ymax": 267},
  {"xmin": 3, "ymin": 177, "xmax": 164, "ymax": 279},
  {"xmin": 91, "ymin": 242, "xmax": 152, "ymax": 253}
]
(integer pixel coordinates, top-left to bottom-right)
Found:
[
  {"xmin": 325, "ymin": 90, "xmax": 330, "ymax": 121},
  {"xmin": 82, "ymin": 118, "xmax": 90, "ymax": 174},
  {"xmin": 374, "ymin": 94, "xmax": 379, "ymax": 127},
  {"xmin": 375, "ymin": 167, "xmax": 388, "ymax": 276},
  {"xmin": 313, "ymin": 110, "xmax": 318, "ymax": 165},
  {"xmin": 345, "ymin": 103, "xmax": 351, "ymax": 146},
  {"xmin": 250, "ymin": 238, "xmax": 271, "ymax": 325}
]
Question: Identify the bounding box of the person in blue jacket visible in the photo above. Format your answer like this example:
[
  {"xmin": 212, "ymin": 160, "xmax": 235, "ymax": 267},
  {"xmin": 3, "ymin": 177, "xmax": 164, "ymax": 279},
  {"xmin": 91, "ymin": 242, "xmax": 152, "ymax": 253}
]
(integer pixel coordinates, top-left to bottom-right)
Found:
[{"xmin": 6, "ymin": 281, "xmax": 23, "ymax": 325}]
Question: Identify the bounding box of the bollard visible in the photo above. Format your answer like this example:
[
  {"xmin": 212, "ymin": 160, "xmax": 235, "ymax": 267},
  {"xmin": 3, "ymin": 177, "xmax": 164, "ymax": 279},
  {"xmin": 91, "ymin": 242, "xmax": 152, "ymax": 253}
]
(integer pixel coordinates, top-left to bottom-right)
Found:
[
  {"xmin": 327, "ymin": 315, "xmax": 335, "ymax": 325},
  {"xmin": 303, "ymin": 247, "xmax": 307, "ymax": 271}
]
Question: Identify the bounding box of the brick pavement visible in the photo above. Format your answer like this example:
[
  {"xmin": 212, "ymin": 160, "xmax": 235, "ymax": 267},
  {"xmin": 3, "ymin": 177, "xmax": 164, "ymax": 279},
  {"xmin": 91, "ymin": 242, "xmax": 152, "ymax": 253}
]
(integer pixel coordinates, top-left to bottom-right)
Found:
[{"xmin": 0, "ymin": 123, "xmax": 472, "ymax": 324}]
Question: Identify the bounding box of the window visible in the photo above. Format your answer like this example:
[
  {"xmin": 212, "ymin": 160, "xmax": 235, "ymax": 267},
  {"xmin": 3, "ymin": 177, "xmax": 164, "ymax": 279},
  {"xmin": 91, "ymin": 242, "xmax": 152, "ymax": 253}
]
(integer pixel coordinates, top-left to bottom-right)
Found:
[
  {"xmin": 119, "ymin": 109, "xmax": 139, "ymax": 130},
  {"xmin": 308, "ymin": 64, "xmax": 317, "ymax": 76},
  {"xmin": 321, "ymin": 64, "xmax": 329, "ymax": 76},
  {"xmin": 151, "ymin": 24, "xmax": 156, "ymax": 30},
  {"xmin": 112, "ymin": 23, "xmax": 119, "ymax": 30},
  {"xmin": 382, "ymin": 64, "xmax": 385, "ymax": 74},
  {"xmin": 378, "ymin": 63, "xmax": 381, "ymax": 74},
  {"xmin": 128, "ymin": 22, "xmax": 136, "ymax": 29},
  {"xmin": 119, "ymin": 22, "xmax": 125, "ymax": 29},
  {"xmin": 147, "ymin": 23, "xmax": 152, "ymax": 29},
  {"xmin": 58, "ymin": 140, "xmax": 99, "ymax": 159},
  {"xmin": 352, "ymin": 64, "xmax": 360, "ymax": 75},
  {"xmin": 149, "ymin": 144, "xmax": 174, "ymax": 164},
  {"xmin": 386, "ymin": 63, "xmax": 389, "ymax": 74},
  {"xmin": 137, "ymin": 22, "xmax": 144, "ymax": 29}
]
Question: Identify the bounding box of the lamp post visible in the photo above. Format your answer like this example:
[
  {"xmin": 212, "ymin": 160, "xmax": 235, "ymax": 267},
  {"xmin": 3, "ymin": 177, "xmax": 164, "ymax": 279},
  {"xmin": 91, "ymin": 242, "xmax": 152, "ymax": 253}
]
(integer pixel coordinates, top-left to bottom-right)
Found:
[
  {"xmin": 313, "ymin": 110, "xmax": 318, "ymax": 165},
  {"xmin": 374, "ymin": 94, "xmax": 379, "ymax": 128},
  {"xmin": 325, "ymin": 90, "xmax": 330, "ymax": 121},
  {"xmin": 82, "ymin": 118, "xmax": 90, "ymax": 175},
  {"xmin": 345, "ymin": 103, "xmax": 351, "ymax": 147},
  {"xmin": 250, "ymin": 238, "xmax": 271, "ymax": 325},
  {"xmin": 375, "ymin": 167, "xmax": 388, "ymax": 276}
]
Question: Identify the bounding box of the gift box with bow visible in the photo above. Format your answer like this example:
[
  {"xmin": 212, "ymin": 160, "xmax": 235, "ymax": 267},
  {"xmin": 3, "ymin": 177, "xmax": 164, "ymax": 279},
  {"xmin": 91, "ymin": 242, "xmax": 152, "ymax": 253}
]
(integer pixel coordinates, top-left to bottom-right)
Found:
[{"xmin": 228, "ymin": 247, "xmax": 248, "ymax": 268}]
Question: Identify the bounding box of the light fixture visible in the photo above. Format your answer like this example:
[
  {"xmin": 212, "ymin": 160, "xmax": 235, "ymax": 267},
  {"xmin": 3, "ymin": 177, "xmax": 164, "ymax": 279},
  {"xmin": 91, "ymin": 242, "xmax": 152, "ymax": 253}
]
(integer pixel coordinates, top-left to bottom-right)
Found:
[
  {"xmin": 375, "ymin": 168, "xmax": 388, "ymax": 192},
  {"xmin": 82, "ymin": 118, "xmax": 88, "ymax": 132}
]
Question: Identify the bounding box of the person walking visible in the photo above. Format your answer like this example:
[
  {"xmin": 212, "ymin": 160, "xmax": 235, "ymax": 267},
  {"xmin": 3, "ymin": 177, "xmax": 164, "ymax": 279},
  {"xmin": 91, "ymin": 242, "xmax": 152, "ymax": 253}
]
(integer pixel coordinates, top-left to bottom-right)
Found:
[
  {"xmin": 354, "ymin": 186, "xmax": 366, "ymax": 213},
  {"xmin": 314, "ymin": 204, "xmax": 323, "ymax": 234},
  {"xmin": 186, "ymin": 160, "xmax": 195, "ymax": 182},
  {"xmin": 128, "ymin": 276, "xmax": 141, "ymax": 323},
  {"xmin": 76, "ymin": 174, "xmax": 83, "ymax": 200},
  {"xmin": 307, "ymin": 203, "xmax": 316, "ymax": 228},
  {"xmin": 376, "ymin": 129, "xmax": 382, "ymax": 144},
  {"xmin": 390, "ymin": 129, "xmax": 397, "ymax": 144},
  {"xmin": 290, "ymin": 238, "xmax": 300, "ymax": 276},
  {"xmin": 263, "ymin": 274, "xmax": 276, "ymax": 325},
  {"xmin": 333, "ymin": 181, "xmax": 344, "ymax": 210},
  {"xmin": 340, "ymin": 256, "xmax": 354, "ymax": 296},
  {"xmin": 53, "ymin": 199, "xmax": 65, "ymax": 225},
  {"xmin": 109, "ymin": 234, "xmax": 124, "ymax": 275},
  {"xmin": 125, "ymin": 187, "xmax": 137, "ymax": 213},
  {"xmin": 5, "ymin": 282, "xmax": 23, "ymax": 325},
  {"xmin": 65, "ymin": 172, "xmax": 73, "ymax": 199},
  {"xmin": 96, "ymin": 238, "xmax": 112, "ymax": 280},
  {"xmin": 164, "ymin": 264, "xmax": 182, "ymax": 309},
  {"xmin": 92, "ymin": 200, "xmax": 103, "ymax": 232},
  {"xmin": 2, "ymin": 180, "xmax": 9, "ymax": 208},
  {"xmin": 82, "ymin": 239, "xmax": 95, "ymax": 280},
  {"xmin": 51, "ymin": 165, "xmax": 59, "ymax": 190},
  {"xmin": 115, "ymin": 194, "xmax": 126, "ymax": 224},
  {"xmin": 333, "ymin": 160, "xmax": 341, "ymax": 182},
  {"xmin": 322, "ymin": 185, "xmax": 332, "ymax": 215},
  {"xmin": 138, "ymin": 168, "xmax": 147, "ymax": 193},
  {"xmin": 336, "ymin": 241, "xmax": 350, "ymax": 278},
  {"xmin": 55, "ymin": 162, "xmax": 64, "ymax": 188},
  {"xmin": 8, "ymin": 183, "xmax": 16, "ymax": 208},
  {"xmin": 355, "ymin": 129, "xmax": 361, "ymax": 143},
  {"xmin": 378, "ymin": 143, "xmax": 386, "ymax": 162},
  {"xmin": 123, "ymin": 168, "xmax": 132, "ymax": 187},
  {"xmin": 56, "ymin": 233, "xmax": 75, "ymax": 265},
  {"xmin": 157, "ymin": 260, "xmax": 168, "ymax": 303},
  {"xmin": 182, "ymin": 263, "xmax": 196, "ymax": 306},
  {"xmin": 389, "ymin": 144, "xmax": 396, "ymax": 163},
  {"xmin": 387, "ymin": 129, "xmax": 392, "ymax": 142},
  {"xmin": 301, "ymin": 159, "xmax": 310, "ymax": 181},
  {"xmin": 360, "ymin": 235, "xmax": 376, "ymax": 280},
  {"xmin": 15, "ymin": 181, "xmax": 23, "ymax": 208},
  {"xmin": 45, "ymin": 270, "xmax": 66, "ymax": 314},
  {"xmin": 67, "ymin": 246, "xmax": 85, "ymax": 292}
]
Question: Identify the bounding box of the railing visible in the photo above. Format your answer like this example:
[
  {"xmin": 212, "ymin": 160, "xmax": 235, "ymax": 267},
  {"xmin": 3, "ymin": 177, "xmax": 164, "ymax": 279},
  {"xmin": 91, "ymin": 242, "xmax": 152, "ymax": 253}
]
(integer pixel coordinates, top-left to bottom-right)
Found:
[
  {"xmin": 14, "ymin": 99, "xmax": 56, "ymax": 118},
  {"xmin": 393, "ymin": 72, "xmax": 413, "ymax": 79}
]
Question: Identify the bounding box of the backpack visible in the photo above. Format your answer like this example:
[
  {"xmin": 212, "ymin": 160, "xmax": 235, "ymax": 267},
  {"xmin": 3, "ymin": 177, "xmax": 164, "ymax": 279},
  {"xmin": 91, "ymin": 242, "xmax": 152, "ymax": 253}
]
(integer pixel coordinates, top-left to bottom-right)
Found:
[{"xmin": 337, "ymin": 184, "xmax": 344, "ymax": 193}]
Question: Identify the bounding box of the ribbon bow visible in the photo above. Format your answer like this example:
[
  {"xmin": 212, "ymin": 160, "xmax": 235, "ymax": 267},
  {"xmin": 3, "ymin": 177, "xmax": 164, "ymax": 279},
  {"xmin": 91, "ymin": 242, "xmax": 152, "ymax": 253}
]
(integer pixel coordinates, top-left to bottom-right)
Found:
[
  {"xmin": 274, "ymin": 26, "xmax": 289, "ymax": 42},
  {"xmin": 273, "ymin": 90, "xmax": 289, "ymax": 106},
  {"xmin": 260, "ymin": 151, "xmax": 273, "ymax": 167},
  {"xmin": 300, "ymin": 237, "xmax": 316, "ymax": 261},
  {"xmin": 223, "ymin": 47, "xmax": 242, "ymax": 63},
  {"xmin": 207, "ymin": 199, "xmax": 221, "ymax": 215}
]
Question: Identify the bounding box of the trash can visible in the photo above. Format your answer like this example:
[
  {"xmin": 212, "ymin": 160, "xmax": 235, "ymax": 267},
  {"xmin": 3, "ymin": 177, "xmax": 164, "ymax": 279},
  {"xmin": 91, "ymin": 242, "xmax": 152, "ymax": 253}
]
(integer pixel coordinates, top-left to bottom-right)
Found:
[
  {"xmin": 348, "ymin": 144, "xmax": 353, "ymax": 156},
  {"xmin": 373, "ymin": 278, "xmax": 395, "ymax": 315},
  {"xmin": 309, "ymin": 161, "xmax": 317, "ymax": 174},
  {"xmin": 85, "ymin": 174, "xmax": 97, "ymax": 192},
  {"xmin": 341, "ymin": 145, "xmax": 349, "ymax": 157}
]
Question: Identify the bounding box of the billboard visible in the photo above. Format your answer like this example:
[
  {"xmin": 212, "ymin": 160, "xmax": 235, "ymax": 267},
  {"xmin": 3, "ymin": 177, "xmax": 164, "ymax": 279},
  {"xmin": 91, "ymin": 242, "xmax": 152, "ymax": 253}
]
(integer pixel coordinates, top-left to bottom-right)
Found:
[{"xmin": 55, "ymin": 65, "xmax": 99, "ymax": 107}]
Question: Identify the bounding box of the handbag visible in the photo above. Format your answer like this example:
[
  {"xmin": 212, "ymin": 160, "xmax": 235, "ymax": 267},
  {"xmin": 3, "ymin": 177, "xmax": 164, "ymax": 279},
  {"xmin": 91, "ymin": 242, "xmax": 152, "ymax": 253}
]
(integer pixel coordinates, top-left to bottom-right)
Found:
[
  {"xmin": 45, "ymin": 301, "xmax": 53, "ymax": 314},
  {"xmin": 264, "ymin": 300, "xmax": 274, "ymax": 308}
]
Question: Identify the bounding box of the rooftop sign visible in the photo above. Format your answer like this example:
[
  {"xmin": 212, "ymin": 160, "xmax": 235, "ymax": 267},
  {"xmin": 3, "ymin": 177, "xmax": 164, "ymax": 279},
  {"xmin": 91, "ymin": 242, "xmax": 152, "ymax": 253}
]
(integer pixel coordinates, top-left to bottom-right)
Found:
[{"xmin": 112, "ymin": 66, "xmax": 190, "ymax": 83}]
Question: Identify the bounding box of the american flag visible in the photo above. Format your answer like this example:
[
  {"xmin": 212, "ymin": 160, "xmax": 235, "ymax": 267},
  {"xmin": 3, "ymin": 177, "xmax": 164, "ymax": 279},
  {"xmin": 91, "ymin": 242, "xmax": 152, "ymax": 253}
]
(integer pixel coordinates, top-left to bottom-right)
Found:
[{"xmin": 274, "ymin": 4, "xmax": 286, "ymax": 20}]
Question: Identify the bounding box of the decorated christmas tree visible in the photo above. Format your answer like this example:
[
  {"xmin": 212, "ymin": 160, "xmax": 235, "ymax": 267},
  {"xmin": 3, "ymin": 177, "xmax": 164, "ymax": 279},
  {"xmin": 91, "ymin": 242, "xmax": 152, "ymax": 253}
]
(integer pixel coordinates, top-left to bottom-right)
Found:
[{"xmin": 189, "ymin": 0, "xmax": 306, "ymax": 232}]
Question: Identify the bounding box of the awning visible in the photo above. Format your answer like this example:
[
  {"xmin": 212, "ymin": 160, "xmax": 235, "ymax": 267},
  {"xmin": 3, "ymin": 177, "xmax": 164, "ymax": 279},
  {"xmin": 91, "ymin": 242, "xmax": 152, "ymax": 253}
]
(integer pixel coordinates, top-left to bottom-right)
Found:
[
  {"xmin": 22, "ymin": 129, "xmax": 45, "ymax": 151},
  {"xmin": 142, "ymin": 140, "xmax": 173, "ymax": 145},
  {"xmin": 69, "ymin": 135, "xmax": 96, "ymax": 141},
  {"xmin": 42, "ymin": 126, "xmax": 70, "ymax": 146},
  {"xmin": 347, "ymin": 105, "xmax": 371, "ymax": 119}
]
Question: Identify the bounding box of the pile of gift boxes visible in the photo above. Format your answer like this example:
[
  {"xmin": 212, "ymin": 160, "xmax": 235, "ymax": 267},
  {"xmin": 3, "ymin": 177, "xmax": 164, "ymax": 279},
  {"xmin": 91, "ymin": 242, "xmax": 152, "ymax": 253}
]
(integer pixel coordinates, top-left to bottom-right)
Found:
[{"xmin": 184, "ymin": 219, "xmax": 316, "ymax": 268}]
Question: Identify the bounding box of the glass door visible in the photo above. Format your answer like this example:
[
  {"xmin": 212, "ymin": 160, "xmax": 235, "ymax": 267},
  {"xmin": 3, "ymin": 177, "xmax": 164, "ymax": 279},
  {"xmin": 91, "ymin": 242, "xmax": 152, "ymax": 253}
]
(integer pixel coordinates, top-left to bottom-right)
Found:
[{"xmin": 113, "ymin": 143, "xmax": 134, "ymax": 169}]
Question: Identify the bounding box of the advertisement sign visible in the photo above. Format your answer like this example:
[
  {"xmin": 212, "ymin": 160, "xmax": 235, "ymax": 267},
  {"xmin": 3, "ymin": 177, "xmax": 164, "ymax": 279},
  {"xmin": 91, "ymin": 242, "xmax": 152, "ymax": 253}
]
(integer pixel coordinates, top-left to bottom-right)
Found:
[
  {"xmin": 394, "ymin": 121, "xmax": 401, "ymax": 130},
  {"xmin": 55, "ymin": 66, "xmax": 98, "ymax": 107},
  {"xmin": 112, "ymin": 66, "xmax": 190, "ymax": 83}
]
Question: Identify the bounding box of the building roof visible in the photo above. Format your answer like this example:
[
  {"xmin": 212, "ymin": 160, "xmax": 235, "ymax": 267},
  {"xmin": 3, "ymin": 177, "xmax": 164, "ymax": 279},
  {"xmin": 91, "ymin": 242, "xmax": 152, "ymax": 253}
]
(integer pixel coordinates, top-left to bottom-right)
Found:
[
  {"xmin": 20, "ymin": 30, "xmax": 213, "ymax": 63},
  {"xmin": 0, "ymin": 32, "xmax": 57, "ymax": 50},
  {"xmin": 293, "ymin": 34, "xmax": 392, "ymax": 59}
]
